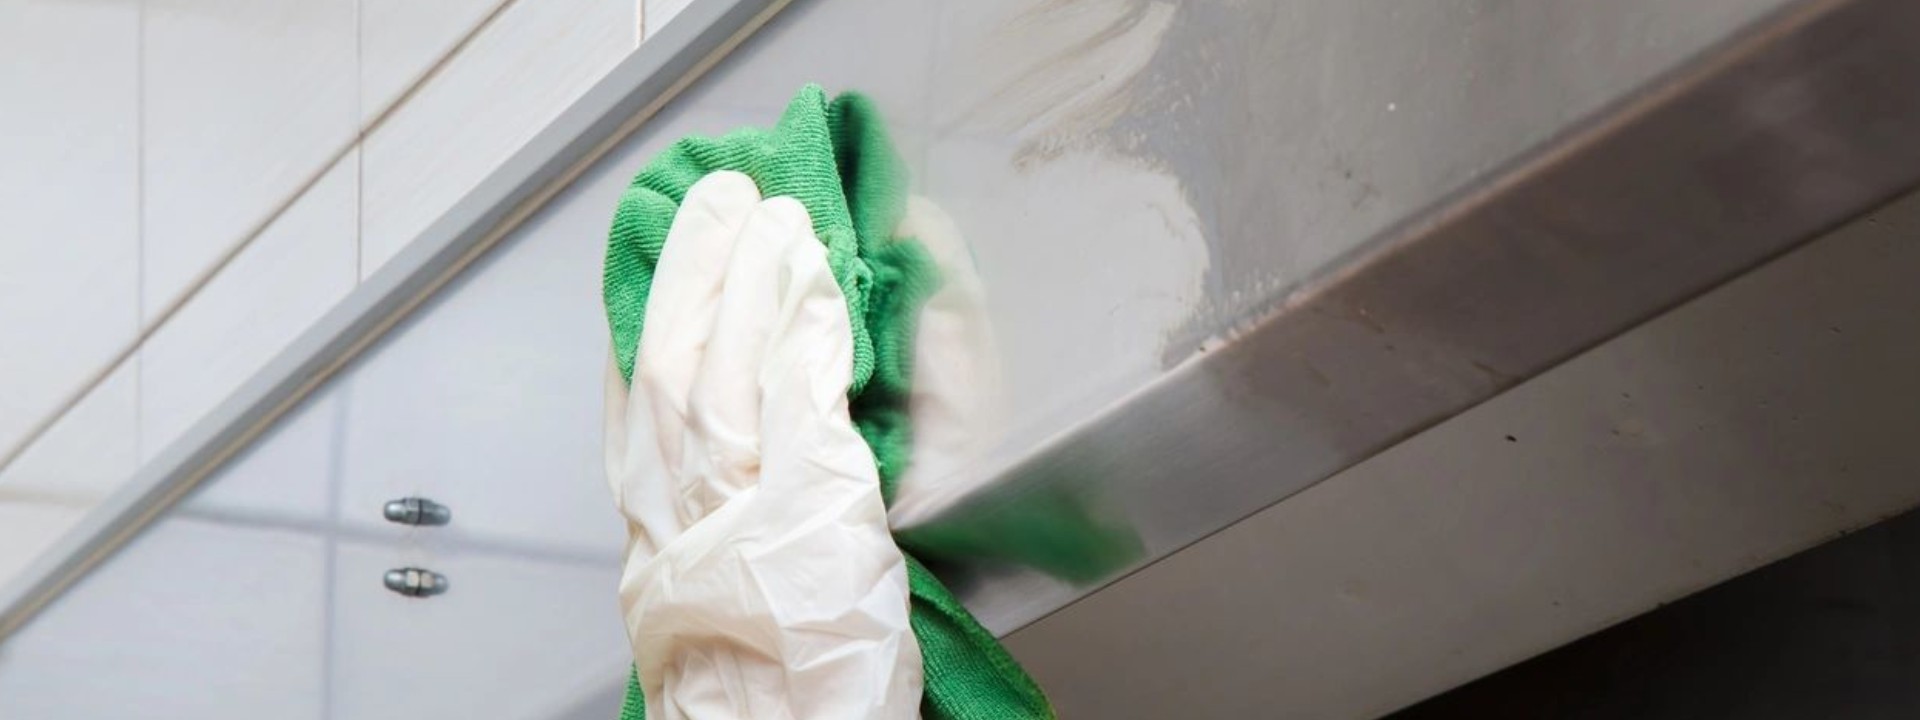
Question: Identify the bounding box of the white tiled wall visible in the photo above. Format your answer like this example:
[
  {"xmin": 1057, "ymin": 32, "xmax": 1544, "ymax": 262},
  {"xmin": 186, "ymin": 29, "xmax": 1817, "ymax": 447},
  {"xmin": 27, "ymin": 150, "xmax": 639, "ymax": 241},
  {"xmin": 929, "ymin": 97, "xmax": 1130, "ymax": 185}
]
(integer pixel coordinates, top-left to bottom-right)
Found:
[
  {"xmin": 0, "ymin": 2, "xmax": 719, "ymax": 714},
  {"xmin": 358, "ymin": 0, "xmax": 508, "ymax": 125},
  {"xmin": 141, "ymin": 0, "xmax": 359, "ymax": 322},
  {"xmin": 0, "ymin": 0, "xmax": 642, "ymax": 592},
  {"xmin": 358, "ymin": 0, "xmax": 639, "ymax": 278},
  {"xmin": 0, "ymin": 0, "xmax": 140, "ymax": 467},
  {"xmin": 0, "ymin": 363, "xmax": 141, "ymax": 498},
  {"xmin": 139, "ymin": 152, "xmax": 359, "ymax": 459}
]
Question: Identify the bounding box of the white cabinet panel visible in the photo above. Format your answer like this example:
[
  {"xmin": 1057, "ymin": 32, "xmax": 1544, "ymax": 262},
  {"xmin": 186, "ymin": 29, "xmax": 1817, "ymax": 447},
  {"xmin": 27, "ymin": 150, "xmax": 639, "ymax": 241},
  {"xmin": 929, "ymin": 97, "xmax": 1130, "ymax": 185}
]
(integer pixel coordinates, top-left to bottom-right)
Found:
[
  {"xmin": 182, "ymin": 391, "xmax": 341, "ymax": 525},
  {"xmin": 359, "ymin": 0, "xmax": 635, "ymax": 278},
  {"xmin": 340, "ymin": 188, "xmax": 623, "ymax": 554},
  {"xmin": 331, "ymin": 540, "xmax": 627, "ymax": 720},
  {"xmin": 139, "ymin": 152, "xmax": 358, "ymax": 460},
  {"xmin": 359, "ymin": 0, "xmax": 506, "ymax": 125},
  {"xmin": 142, "ymin": 0, "xmax": 357, "ymax": 321},
  {"xmin": 0, "ymin": 0, "xmax": 139, "ymax": 459},
  {"xmin": 0, "ymin": 519, "xmax": 328, "ymax": 720}
]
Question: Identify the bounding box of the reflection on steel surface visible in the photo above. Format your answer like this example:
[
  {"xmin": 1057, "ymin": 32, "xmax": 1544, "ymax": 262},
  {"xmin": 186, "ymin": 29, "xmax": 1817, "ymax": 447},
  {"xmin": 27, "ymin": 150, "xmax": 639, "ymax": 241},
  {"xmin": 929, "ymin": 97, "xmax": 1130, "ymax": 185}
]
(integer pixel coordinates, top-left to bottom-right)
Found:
[{"xmin": 911, "ymin": 0, "xmax": 1920, "ymax": 635}]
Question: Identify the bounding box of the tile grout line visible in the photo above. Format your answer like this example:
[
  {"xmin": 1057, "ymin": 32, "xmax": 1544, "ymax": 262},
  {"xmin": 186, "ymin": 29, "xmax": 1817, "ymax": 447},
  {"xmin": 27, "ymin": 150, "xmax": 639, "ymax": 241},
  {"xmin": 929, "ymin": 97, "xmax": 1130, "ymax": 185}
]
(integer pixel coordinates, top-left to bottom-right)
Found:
[
  {"xmin": 319, "ymin": 385, "xmax": 351, "ymax": 720},
  {"xmin": 0, "ymin": 479, "xmax": 617, "ymax": 571},
  {"xmin": 175, "ymin": 503, "xmax": 620, "ymax": 569},
  {"xmin": 133, "ymin": 0, "xmax": 147, "ymax": 461},
  {"xmin": 323, "ymin": 5, "xmax": 360, "ymax": 716},
  {"xmin": 0, "ymin": 0, "xmax": 526, "ymax": 478},
  {"xmin": 354, "ymin": 0, "xmax": 364, "ymax": 285}
]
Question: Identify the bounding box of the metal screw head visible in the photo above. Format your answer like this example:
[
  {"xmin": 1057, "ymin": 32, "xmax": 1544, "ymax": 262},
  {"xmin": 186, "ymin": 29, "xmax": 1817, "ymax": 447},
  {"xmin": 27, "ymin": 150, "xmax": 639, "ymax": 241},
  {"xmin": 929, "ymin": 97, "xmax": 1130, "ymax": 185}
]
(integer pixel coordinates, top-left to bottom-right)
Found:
[
  {"xmin": 383, "ymin": 567, "xmax": 449, "ymax": 598},
  {"xmin": 382, "ymin": 497, "xmax": 452, "ymax": 526}
]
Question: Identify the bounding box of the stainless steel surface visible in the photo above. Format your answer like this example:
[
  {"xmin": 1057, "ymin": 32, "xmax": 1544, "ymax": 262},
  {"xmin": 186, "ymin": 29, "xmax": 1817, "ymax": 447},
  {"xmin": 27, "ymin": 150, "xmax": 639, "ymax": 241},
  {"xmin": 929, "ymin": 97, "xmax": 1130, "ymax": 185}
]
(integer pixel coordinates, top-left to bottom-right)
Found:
[
  {"xmin": 1003, "ymin": 181, "xmax": 1920, "ymax": 719},
  {"xmin": 0, "ymin": 0, "xmax": 792, "ymax": 642},
  {"xmin": 382, "ymin": 568, "xmax": 450, "ymax": 598},
  {"xmin": 910, "ymin": 0, "xmax": 1920, "ymax": 634},
  {"xmin": 381, "ymin": 498, "xmax": 452, "ymax": 527}
]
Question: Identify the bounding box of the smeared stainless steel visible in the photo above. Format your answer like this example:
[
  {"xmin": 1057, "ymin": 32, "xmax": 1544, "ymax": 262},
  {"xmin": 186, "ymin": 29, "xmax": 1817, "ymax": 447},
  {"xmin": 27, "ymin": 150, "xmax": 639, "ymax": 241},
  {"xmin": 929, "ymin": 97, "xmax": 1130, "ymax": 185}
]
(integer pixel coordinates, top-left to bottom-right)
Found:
[
  {"xmin": 903, "ymin": 0, "xmax": 1920, "ymax": 635},
  {"xmin": 10, "ymin": 5, "xmax": 1920, "ymax": 709}
]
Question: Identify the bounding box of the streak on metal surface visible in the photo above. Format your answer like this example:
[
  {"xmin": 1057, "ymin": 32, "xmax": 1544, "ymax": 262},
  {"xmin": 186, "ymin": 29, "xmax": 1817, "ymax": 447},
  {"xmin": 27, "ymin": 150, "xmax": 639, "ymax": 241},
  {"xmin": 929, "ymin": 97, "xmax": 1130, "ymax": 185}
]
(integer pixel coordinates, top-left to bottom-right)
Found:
[
  {"xmin": 902, "ymin": 0, "xmax": 1920, "ymax": 635},
  {"xmin": 0, "ymin": 0, "xmax": 792, "ymax": 642}
]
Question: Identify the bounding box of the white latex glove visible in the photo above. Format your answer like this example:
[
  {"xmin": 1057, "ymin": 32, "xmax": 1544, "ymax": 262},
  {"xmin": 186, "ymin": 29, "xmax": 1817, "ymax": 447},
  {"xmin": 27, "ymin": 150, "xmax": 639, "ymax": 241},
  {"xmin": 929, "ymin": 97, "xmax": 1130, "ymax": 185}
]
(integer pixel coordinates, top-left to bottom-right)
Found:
[
  {"xmin": 604, "ymin": 171, "xmax": 923, "ymax": 720},
  {"xmin": 887, "ymin": 197, "xmax": 1007, "ymax": 529}
]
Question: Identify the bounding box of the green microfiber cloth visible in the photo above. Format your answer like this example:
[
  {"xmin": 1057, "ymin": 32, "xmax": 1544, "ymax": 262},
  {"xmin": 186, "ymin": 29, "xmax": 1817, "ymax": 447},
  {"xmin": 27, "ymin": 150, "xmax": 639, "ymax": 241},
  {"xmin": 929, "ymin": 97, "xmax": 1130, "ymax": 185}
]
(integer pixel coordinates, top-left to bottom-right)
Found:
[{"xmin": 604, "ymin": 84, "xmax": 1055, "ymax": 720}]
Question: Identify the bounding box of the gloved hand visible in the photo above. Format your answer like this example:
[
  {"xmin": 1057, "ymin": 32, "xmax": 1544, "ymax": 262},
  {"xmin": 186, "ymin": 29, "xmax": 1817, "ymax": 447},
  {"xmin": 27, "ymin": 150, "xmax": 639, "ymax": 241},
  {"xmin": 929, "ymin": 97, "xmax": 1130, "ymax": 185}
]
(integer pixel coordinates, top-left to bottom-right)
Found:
[{"xmin": 604, "ymin": 170, "xmax": 924, "ymax": 719}]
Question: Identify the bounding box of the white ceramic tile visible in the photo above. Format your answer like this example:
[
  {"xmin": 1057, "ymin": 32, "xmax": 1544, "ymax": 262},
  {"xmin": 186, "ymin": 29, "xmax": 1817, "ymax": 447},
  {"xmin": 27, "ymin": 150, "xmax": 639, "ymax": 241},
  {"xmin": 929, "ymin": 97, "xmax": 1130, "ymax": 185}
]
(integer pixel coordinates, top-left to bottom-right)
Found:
[
  {"xmin": 331, "ymin": 541, "xmax": 627, "ymax": 720},
  {"xmin": 142, "ymin": 0, "xmax": 357, "ymax": 322},
  {"xmin": 140, "ymin": 153, "xmax": 358, "ymax": 460},
  {"xmin": 359, "ymin": 0, "xmax": 636, "ymax": 279},
  {"xmin": 0, "ymin": 0, "xmax": 139, "ymax": 460},
  {"xmin": 0, "ymin": 519, "xmax": 327, "ymax": 720},
  {"xmin": 359, "ymin": 0, "xmax": 506, "ymax": 125},
  {"xmin": 0, "ymin": 360, "xmax": 139, "ymax": 499}
]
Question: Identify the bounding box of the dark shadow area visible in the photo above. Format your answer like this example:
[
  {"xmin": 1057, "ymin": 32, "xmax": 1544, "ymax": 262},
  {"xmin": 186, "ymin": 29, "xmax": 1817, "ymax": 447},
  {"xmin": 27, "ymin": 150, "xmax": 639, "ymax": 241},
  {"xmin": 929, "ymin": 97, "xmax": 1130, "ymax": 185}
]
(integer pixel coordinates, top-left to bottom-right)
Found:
[{"xmin": 1390, "ymin": 507, "xmax": 1920, "ymax": 719}]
